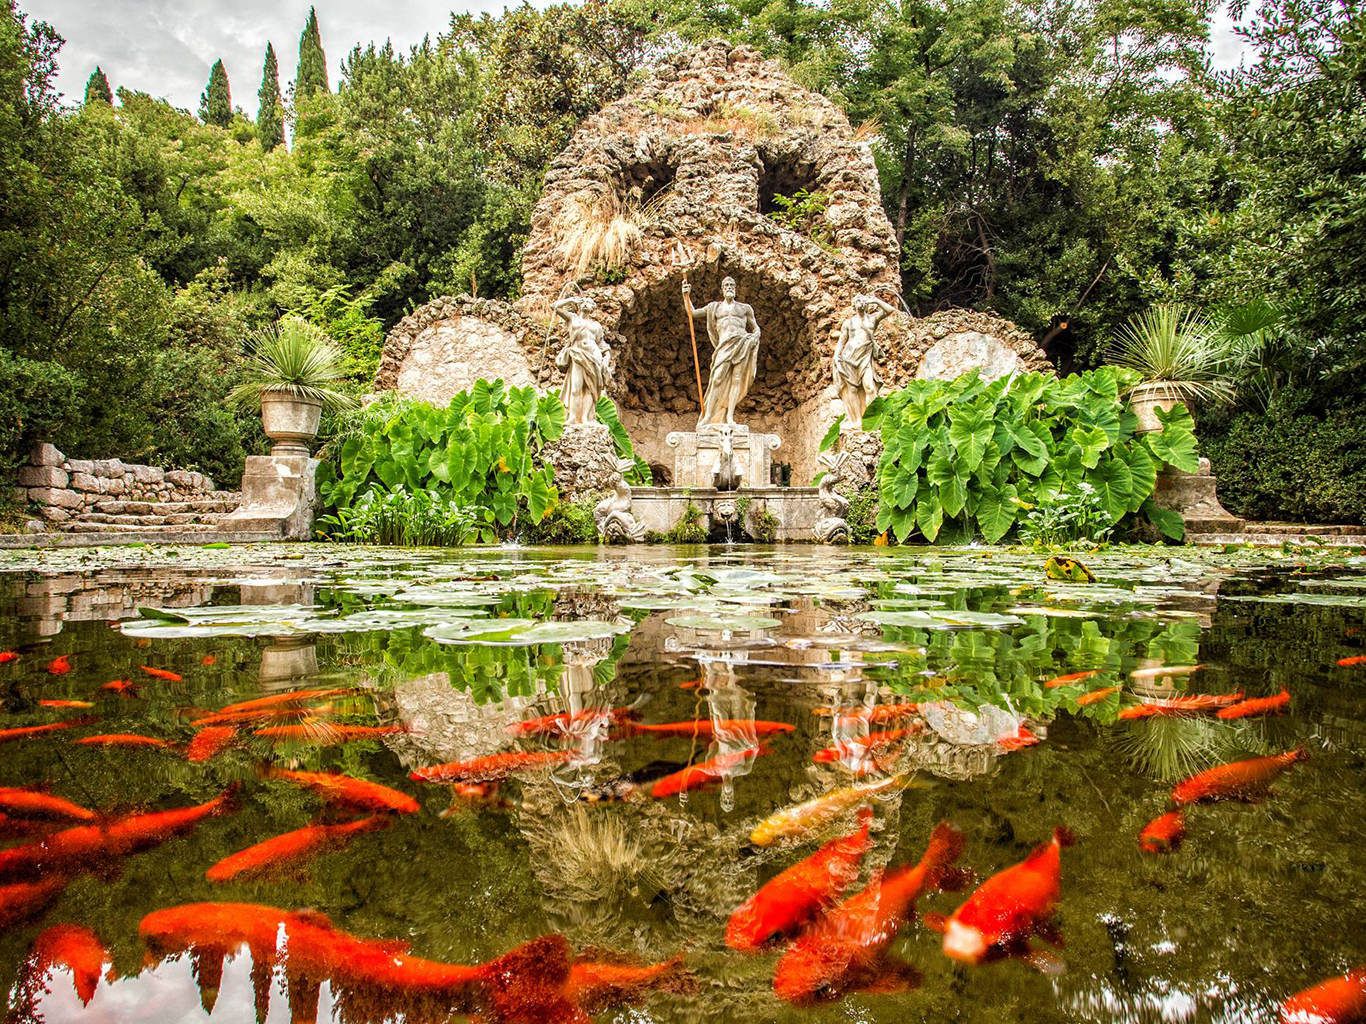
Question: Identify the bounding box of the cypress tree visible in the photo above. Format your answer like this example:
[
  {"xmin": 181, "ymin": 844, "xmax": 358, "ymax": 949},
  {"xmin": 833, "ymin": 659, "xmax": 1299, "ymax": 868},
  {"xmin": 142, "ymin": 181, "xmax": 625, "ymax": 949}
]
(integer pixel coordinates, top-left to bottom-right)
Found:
[
  {"xmin": 295, "ymin": 7, "xmax": 328, "ymax": 99},
  {"xmin": 199, "ymin": 59, "xmax": 232, "ymax": 127},
  {"xmin": 257, "ymin": 43, "xmax": 284, "ymax": 151},
  {"xmin": 83, "ymin": 67, "xmax": 112, "ymax": 105}
]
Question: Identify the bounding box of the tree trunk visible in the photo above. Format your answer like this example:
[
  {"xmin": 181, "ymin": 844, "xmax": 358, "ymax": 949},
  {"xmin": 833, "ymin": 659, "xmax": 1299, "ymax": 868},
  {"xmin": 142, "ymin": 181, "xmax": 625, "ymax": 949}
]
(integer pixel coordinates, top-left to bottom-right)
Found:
[{"xmin": 895, "ymin": 127, "xmax": 917, "ymax": 253}]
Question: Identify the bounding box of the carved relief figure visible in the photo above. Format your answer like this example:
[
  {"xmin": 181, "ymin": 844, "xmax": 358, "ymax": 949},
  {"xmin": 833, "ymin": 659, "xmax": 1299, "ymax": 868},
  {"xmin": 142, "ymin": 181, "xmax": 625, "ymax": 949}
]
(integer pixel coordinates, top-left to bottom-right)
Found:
[
  {"xmin": 683, "ymin": 277, "xmax": 761, "ymax": 428},
  {"xmin": 554, "ymin": 297, "xmax": 611, "ymax": 425},
  {"xmin": 594, "ymin": 457, "xmax": 647, "ymax": 542},
  {"xmin": 813, "ymin": 450, "xmax": 850, "ymax": 544},
  {"xmin": 833, "ymin": 294, "xmax": 895, "ymax": 426},
  {"xmin": 712, "ymin": 424, "xmax": 742, "ymax": 491}
]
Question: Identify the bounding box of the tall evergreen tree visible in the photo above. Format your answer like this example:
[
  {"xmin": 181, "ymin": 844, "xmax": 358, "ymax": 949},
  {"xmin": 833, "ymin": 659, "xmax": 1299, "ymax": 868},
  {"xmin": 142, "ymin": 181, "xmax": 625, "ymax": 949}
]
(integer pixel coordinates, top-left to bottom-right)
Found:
[
  {"xmin": 295, "ymin": 7, "xmax": 328, "ymax": 98},
  {"xmin": 257, "ymin": 43, "xmax": 284, "ymax": 151},
  {"xmin": 198, "ymin": 59, "xmax": 231, "ymax": 127},
  {"xmin": 83, "ymin": 66, "xmax": 111, "ymax": 105}
]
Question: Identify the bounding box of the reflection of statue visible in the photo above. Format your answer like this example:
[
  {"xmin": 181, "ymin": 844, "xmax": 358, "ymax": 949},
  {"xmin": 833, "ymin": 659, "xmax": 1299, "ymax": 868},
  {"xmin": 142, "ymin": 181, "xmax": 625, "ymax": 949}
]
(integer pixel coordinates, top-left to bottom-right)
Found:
[
  {"xmin": 554, "ymin": 297, "xmax": 610, "ymax": 424},
  {"xmin": 712, "ymin": 425, "xmax": 741, "ymax": 491},
  {"xmin": 813, "ymin": 451, "xmax": 850, "ymax": 544},
  {"xmin": 594, "ymin": 457, "xmax": 647, "ymax": 542},
  {"xmin": 833, "ymin": 294, "xmax": 894, "ymax": 425},
  {"xmin": 683, "ymin": 277, "xmax": 761, "ymax": 427}
]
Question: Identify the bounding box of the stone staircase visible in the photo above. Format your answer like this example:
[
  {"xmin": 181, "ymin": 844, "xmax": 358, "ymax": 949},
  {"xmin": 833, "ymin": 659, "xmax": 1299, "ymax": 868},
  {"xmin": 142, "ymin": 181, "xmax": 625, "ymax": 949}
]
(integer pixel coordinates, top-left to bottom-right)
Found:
[{"xmin": 59, "ymin": 495, "xmax": 243, "ymax": 534}]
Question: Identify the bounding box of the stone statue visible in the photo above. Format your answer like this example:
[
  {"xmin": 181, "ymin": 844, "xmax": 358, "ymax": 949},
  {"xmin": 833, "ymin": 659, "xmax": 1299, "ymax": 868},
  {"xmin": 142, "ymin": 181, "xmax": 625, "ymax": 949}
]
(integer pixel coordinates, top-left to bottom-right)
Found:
[
  {"xmin": 712, "ymin": 424, "xmax": 741, "ymax": 491},
  {"xmin": 554, "ymin": 297, "xmax": 611, "ymax": 425},
  {"xmin": 833, "ymin": 294, "xmax": 895, "ymax": 426},
  {"xmin": 594, "ymin": 457, "xmax": 647, "ymax": 542},
  {"xmin": 683, "ymin": 276, "xmax": 761, "ymax": 428},
  {"xmin": 813, "ymin": 450, "xmax": 850, "ymax": 544}
]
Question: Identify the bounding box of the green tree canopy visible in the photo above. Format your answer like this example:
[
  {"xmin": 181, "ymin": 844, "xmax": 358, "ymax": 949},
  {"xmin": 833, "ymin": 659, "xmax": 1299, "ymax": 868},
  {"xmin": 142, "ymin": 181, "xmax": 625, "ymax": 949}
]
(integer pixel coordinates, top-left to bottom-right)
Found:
[
  {"xmin": 83, "ymin": 64, "xmax": 110, "ymax": 104},
  {"xmin": 199, "ymin": 58, "xmax": 231, "ymax": 127},
  {"xmin": 257, "ymin": 42, "xmax": 283, "ymax": 151},
  {"xmin": 295, "ymin": 6, "xmax": 328, "ymax": 99}
]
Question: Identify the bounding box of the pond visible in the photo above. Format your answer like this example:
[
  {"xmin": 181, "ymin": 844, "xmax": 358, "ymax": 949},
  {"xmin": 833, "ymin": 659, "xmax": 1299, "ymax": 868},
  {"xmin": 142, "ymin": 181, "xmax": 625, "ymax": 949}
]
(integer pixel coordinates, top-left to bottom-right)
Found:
[{"xmin": 0, "ymin": 542, "xmax": 1364, "ymax": 1024}]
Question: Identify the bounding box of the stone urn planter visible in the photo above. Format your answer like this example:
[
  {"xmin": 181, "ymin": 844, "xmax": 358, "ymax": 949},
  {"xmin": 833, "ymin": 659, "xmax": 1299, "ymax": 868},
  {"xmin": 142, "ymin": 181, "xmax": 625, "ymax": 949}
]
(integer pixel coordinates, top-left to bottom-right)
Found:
[
  {"xmin": 260, "ymin": 391, "xmax": 322, "ymax": 456},
  {"xmin": 1128, "ymin": 381, "xmax": 1190, "ymax": 435}
]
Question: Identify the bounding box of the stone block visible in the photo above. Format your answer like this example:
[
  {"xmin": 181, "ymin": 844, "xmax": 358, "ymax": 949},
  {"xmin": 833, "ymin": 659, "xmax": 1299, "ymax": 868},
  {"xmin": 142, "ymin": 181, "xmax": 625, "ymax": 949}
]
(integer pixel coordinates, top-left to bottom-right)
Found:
[
  {"xmin": 92, "ymin": 459, "xmax": 124, "ymax": 477},
  {"xmin": 38, "ymin": 506, "xmax": 71, "ymax": 523},
  {"xmin": 71, "ymin": 472, "xmax": 99, "ymax": 492},
  {"xmin": 17, "ymin": 465, "xmax": 68, "ymax": 488},
  {"xmin": 104, "ymin": 476, "xmax": 125, "ymax": 496},
  {"xmin": 164, "ymin": 470, "xmax": 193, "ymax": 488},
  {"xmin": 66, "ymin": 459, "xmax": 93, "ymax": 475},
  {"xmin": 132, "ymin": 464, "xmax": 162, "ymax": 484},
  {"xmin": 29, "ymin": 487, "xmax": 83, "ymax": 509},
  {"xmin": 30, "ymin": 442, "xmax": 64, "ymax": 467}
]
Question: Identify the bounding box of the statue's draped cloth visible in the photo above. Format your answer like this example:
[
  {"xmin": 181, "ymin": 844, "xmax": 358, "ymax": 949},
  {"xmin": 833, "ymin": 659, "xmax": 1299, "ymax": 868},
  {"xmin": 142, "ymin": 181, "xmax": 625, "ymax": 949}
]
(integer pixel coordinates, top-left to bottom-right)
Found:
[
  {"xmin": 698, "ymin": 301, "xmax": 760, "ymax": 426},
  {"xmin": 558, "ymin": 342, "xmax": 606, "ymax": 424}
]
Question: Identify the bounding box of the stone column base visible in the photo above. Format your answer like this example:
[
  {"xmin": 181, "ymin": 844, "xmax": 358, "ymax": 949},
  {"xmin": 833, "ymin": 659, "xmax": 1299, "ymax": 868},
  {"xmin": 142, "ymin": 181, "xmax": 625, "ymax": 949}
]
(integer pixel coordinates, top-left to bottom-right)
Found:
[
  {"xmin": 1151, "ymin": 457, "xmax": 1244, "ymax": 535},
  {"xmin": 218, "ymin": 455, "xmax": 319, "ymax": 540}
]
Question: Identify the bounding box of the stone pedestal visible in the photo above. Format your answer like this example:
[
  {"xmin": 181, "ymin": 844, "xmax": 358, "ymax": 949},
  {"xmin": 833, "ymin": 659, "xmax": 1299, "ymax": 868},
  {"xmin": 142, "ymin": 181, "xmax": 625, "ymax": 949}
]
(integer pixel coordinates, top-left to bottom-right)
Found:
[
  {"xmin": 665, "ymin": 425, "xmax": 781, "ymax": 490},
  {"xmin": 837, "ymin": 429, "xmax": 883, "ymax": 489},
  {"xmin": 1151, "ymin": 458, "xmax": 1243, "ymax": 535},
  {"xmin": 218, "ymin": 455, "xmax": 319, "ymax": 540},
  {"xmin": 540, "ymin": 423, "xmax": 618, "ymax": 497}
]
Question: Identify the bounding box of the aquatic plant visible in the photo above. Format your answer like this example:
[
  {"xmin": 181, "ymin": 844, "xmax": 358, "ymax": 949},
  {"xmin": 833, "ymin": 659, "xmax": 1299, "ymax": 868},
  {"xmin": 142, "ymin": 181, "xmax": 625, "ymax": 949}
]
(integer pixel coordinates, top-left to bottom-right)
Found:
[
  {"xmin": 1017, "ymin": 483, "xmax": 1114, "ymax": 546},
  {"xmin": 864, "ymin": 366, "xmax": 1198, "ymax": 544},
  {"xmin": 314, "ymin": 487, "xmax": 481, "ymax": 547},
  {"xmin": 227, "ymin": 316, "xmax": 355, "ymax": 412}
]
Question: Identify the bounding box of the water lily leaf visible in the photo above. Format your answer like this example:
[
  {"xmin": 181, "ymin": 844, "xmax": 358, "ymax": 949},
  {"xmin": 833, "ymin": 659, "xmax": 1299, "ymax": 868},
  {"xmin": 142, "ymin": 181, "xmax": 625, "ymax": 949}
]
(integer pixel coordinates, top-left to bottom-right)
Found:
[
  {"xmin": 664, "ymin": 613, "xmax": 783, "ymax": 631},
  {"xmin": 137, "ymin": 606, "xmax": 190, "ymax": 624},
  {"xmin": 509, "ymin": 620, "xmax": 631, "ymax": 643},
  {"xmin": 1045, "ymin": 556, "xmax": 1095, "ymax": 582}
]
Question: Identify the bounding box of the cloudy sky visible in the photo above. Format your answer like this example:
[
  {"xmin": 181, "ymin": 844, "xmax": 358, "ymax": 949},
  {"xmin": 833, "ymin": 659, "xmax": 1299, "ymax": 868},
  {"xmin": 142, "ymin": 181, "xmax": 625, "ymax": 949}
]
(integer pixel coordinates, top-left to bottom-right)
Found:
[{"xmin": 26, "ymin": 0, "xmax": 1253, "ymax": 114}]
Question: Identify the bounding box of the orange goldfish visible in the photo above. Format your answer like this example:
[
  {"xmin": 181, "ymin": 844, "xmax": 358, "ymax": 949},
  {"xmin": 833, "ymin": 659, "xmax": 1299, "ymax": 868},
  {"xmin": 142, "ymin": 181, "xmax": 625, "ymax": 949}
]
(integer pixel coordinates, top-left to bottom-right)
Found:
[
  {"xmin": 0, "ymin": 788, "xmax": 96, "ymax": 823},
  {"xmin": 185, "ymin": 726, "xmax": 236, "ymax": 763},
  {"xmin": 0, "ymin": 720, "xmax": 93, "ymax": 744},
  {"xmin": 931, "ymin": 827, "xmax": 1074, "ymax": 968},
  {"xmin": 1336, "ymin": 656, "xmax": 1366, "ymax": 668},
  {"xmin": 201, "ymin": 655, "xmax": 216, "ymax": 666},
  {"xmin": 38, "ymin": 700, "xmax": 93, "ymax": 709},
  {"xmin": 47, "ymin": 656, "xmax": 70, "ymax": 675},
  {"xmin": 0, "ymin": 651, "xmax": 17, "ymax": 664},
  {"xmin": 1044, "ymin": 671, "xmax": 1098, "ymax": 688},
  {"xmin": 998, "ymin": 725, "xmax": 1040, "ymax": 751},
  {"xmin": 0, "ymin": 878, "xmax": 66, "ymax": 931},
  {"xmin": 813, "ymin": 729, "xmax": 914, "ymax": 764},
  {"xmin": 727, "ymin": 808, "xmax": 872, "ymax": 951},
  {"xmin": 410, "ymin": 751, "xmax": 572, "ymax": 784},
  {"xmin": 273, "ymin": 769, "xmax": 419, "ymax": 814},
  {"xmin": 28, "ymin": 924, "xmax": 107, "ymax": 1004},
  {"xmin": 773, "ymin": 822, "xmax": 965, "ymax": 1003},
  {"xmin": 628, "ymin": 719, "xmax": 795, "ymax": 739},
  {"xmin": 650, "ymin": 746, "xmax": 765, "ymax": 798},
  {"xmin": 1216, "ymin": 690, "xmax": 1291, "ymax": 719},
  {"xmin": 1075, "ymin": 686, "xmax": 1120, "ymax": 706},
  {"xmin": 507, "ymin": 705, "xmax": 636, "ymax": 737},
  {"xmin": 255, "ymin": 722, "xmax": 405, "ymax": 744},
  {"xmin": 1119, "ymin": 692, "xmax": 1245, "ymax": 719},
  {"xmin": 1138, "ymin": 810, "xmax": 1185, "ymax": 854},
  {"xmin": 99, "ymin": 680, "xmax": 136, "ymax": 695},
  {"xmin": 190, "ymin": 706, "xmax": 319, "ymax": 728},
  {"xmin": 216, "ymin": 688, "xmax": 352, "ymax": 715},
  {"xmin": 74, "ymin": 733, "xmax": 176, "ymax": 749},
  {"xmin": 1172, "ymin": 749, "xmax": 1307, "ymax": 805},
  {"xmin": 1279, "ymin": 968, "xmax": 1366, "ymax": 1023},
  {"xmin": 813, "ymin": 704, "xmax": 920, "ymax": 725},
  {"xmin": 567, "ymin": 954, "xmax": 689, "ymax": 1013},
  {"xmin": 206, "ymin": 816, "xmax": 389, "ymax": 882},
  {"xmin": 139, "ymin": 666, "xmax": 182, "ymax": 681}
]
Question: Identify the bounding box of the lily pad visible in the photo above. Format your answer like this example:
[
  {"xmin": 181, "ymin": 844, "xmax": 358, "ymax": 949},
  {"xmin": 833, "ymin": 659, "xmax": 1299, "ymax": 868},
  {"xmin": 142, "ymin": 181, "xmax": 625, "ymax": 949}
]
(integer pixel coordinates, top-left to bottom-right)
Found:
[{"xmin": 664, "ymin": 613, "xmax": 783, "ymax": 631}]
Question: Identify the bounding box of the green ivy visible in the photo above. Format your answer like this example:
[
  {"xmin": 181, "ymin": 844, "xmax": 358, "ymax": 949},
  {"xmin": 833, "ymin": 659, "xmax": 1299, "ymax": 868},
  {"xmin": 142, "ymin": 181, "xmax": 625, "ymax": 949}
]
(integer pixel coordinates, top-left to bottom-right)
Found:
[
  {"xmin": 316, "ymin": 379, "xmax": 564, "ymax": 542},
  {"xmin": 864, "ymin": 367, "xmax": 1198, "ymax": 545}
]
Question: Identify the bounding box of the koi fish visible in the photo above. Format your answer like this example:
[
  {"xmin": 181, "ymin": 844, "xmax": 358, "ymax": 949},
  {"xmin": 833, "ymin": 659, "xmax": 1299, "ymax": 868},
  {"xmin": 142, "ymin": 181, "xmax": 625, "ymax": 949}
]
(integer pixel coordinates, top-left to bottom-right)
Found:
[
  {"xmin": 1279, "ymin": 968, "xmax": 1366, "ymax": 1023},
  {"xmin": 998, "ymin": 725, "xmax": 1040, "ymax": 751},
  {"xmin": 1044, "ymin": 671, "xmax": 1098, "ymax": 688},
  {"xmin": 1336, "ymin": 656, "xmax": 1366, "ymax": 668},
  {"xmin": 813, "ymin": 705, "xmax": 920, "ymax": 725},
  {"xmin": 727, "ymin": 808, "xmax": 873, "ymax": 951},
  {"xmin": 628, "ymin": 719, "xmax": 795, "ymax": 739},
  {"xmin": 1138, "ymin": 810, "xmax": 1185, "ymax": 854},
  {"xmin": 189, "ymin": 706, "xmax": 319, "ymax": 728},
  {"xmin": 99, "ymin": 680, "xmax": 136, "ymax": 695},
  {"xmin": 0, "ymin": 792, "xmax": 232, "ymax": 882},
  {"xmin": 47, "ymin": 656, "xmax": 70, "ymax": 675},
  {"xmin": 255, "ymin": 722, "xmax": 405, "ymax": 743},
  {"xmin": 813, "ymin": 729, "xmax": 915, "ymax": 764},
  {"xmin": 139, "ymin": 666, "xmax": 182, "ymax": 681},
  {"xmin": 929, "ymin": 826, "xmax": 1075, "ymax": 969},
  {"xmin": 567, "ymin": 954, "xmax": 689, "ymax": 1013},
  {"xmin": 28, "ymin": 924, "xmax": 107, "ymax": 1004},
  {"xmin": 650, "ymin": 746, "xmax": 765, "ymax": 798},
  {"xmin": 1129, "ymin": 664, "xmax": 1203, "ymax": 681},
  {"xmin": 773, "ymin": 822, "xmax": 966, "ymax": 1003},
  {"xmin": 216, "ymin": 688, "xmax": 353, "ymax": 715},
  {"xmin": 0, "ymin": 651, "xmax": 17, "ymax": 664},
  {"xmin": 751, "ymin": 775, "xmax": 914, "ymax": 847},
  {"xmin": 507, "ymin": 705, "xmax": 637, "ymax": 737},
  {"xmin": 74, "ymin": 733, "xmax": 177, "ymax": 749},
  {"xmin": 1075, "ymin": 686, "xmax": 1120, "ymax": 706},
  {"xmin": 206, "ymin": 816, "xmax": 389, "ymax": 882},
  {"xmin": 0, "ymin": 878, "xmax": 66, "ymax": 931},
  {"xmin": 1172, "ymin": 748, "xmax": 1307, "ymax": 805},
  {"xmin": 186, "ymin": 726, "xmax": 236, "ymax": 763},
  {"xmin": 441, "ymin": 782, "xmax": 511, "ymax": 815},
  {"xmin": 1118, "ymin": 693, "xmax": 1245, "ymax": 719},
  {"xmin": 0, "ymin": 787, "xmax": 96, "ymax": 823},
  {"xmin": 38, "ymin": 699, "xmax": 93, "ymax": 709},
  {"xmin": 410, "ymin": 751, "xmax": 572, "ymax": 784},
  {"xmin": 201, "ymin": 655, "xmax": 216, "ymax": 666},
  {"xmin": 140, "ymin": 904, "xmax": 585, "ymax": 1023},
  {"xmin": 1216, "ymin": 690, "xmax": 1291, "ymax": 719},
  {"xmin": 273, "ymin": 769, "xmax": 418, "ymax": 814},
  {"xmin": 0, "ymin": 720, "xmax": 92, "ymax": 744}
]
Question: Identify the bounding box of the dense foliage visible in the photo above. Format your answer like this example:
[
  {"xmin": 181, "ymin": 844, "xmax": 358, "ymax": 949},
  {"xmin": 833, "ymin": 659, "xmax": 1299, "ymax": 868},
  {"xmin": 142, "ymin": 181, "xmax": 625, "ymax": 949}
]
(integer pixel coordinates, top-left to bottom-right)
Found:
[
  {"xmin": 0, "ymin": 0, "xmax": 1361, "ymax": 526},
  {"xmin": 865, "ymin": 368, "xmax": 1198, "ymax": 544},
  {"xmin": 316, "ymin": 382, "xmax": 565, "ymax": 543}
]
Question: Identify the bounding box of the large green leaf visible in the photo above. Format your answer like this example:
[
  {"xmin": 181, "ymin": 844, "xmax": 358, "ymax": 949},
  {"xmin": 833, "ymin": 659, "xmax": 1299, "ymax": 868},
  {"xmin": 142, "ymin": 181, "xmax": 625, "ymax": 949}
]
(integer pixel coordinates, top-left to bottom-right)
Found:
[
  {"xmin": 1144, "ymin": 403, "xmax": 1200, "ymax": 473},
  {"xmin": 1087, "ymin": 457, "xmax": 1133, "ymax": 523},
  {"xmin": 536, "ymin": 391, "xmax": 566, "ymax": 441},
  {"xmin": 939, "ymin": 474, "xmax": 968, "ymax": 518},
  {"xmin": 915, "ymin": 488, "xmax": 944, "ymax": 542},
  {"xmin": 948, "ymin": 404, "xmax": 994, "ymax": 472},
  {"xmin": 819, "ymin": 415, "xmax": 844, "ymax": 452},
  {"xmin": 1070, "ymin": 425, "xmax": 1110, "ymax": 469},
  {"xmin": 1124, "ymin": 443, "xmax": 1158, "ymax": 511},
  {"xmin": 1141, "ymin": 497, "xmax": 1185, "ymax": 540},
  {"xmin": 975, "ymin": 483, "xmax": 1019, "ymax": 542}
]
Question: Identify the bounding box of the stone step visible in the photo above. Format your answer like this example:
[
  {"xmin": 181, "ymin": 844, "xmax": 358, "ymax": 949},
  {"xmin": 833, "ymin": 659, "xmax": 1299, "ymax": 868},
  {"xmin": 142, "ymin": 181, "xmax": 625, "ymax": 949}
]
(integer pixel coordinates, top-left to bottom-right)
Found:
[
  {"xmin": 1193, "ymin": 532, "xmax": 1366, "ymax": 548},
  {"xmin": 90, "ymin": 497, "xmax": 240, "ymax": 516},
  {"xmin": 63, "ymin": 521, "xmax": 222, "ymax": 534},
  {"xmin": 1242, "ymin": 522, "xmax": 1366, "ymax": 537},
  {"xmin": 68, "ymin": 511, "xmax": 230, "ymax": 527}
]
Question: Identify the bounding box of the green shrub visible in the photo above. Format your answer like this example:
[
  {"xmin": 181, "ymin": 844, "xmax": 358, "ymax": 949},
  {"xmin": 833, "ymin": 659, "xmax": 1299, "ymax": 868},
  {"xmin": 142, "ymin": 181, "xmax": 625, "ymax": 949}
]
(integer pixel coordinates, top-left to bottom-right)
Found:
[
  {"xmin": 1200, "ymin": 384, "xmax": 1366, "ymax": 525},
  {"xmin": 315, "ymin": 487, "xmax": 481, "ymax": 545},
  {"xmin": 523, "ymin": 496, "xmax": 598, "ymax": 544},
  {"xmin": 664, "ymin": 500, "xmax": 706, "ymax": 543},
  {"xmin": 0, "ymin": 350, "xmax": 80, "ymax": 478},
  {"xmin": 1016, "ymin": 484, "xmax": 1114, "ymax": 545},
  {"xmin": 844, "ymin": 486, "xmax": 881, "ymax": 545},
  {"xmin": 316, "ymin": 380, "xmax": 564, "ymax": 543},
  {"xmin": 865, "ymin": 367, "xmax": 1199, "ymax": 544}
]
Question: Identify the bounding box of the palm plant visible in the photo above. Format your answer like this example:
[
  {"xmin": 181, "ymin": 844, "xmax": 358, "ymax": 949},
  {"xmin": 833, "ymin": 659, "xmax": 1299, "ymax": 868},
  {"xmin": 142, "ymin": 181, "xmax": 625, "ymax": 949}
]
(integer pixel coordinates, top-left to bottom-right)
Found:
[
  {"xmin": 1107, "ymin": 303, "xmax": 1237, "ymax": 404},
  {"xmin": 228, "ymin": 316, "xmax": 356, "ymax": 412}
]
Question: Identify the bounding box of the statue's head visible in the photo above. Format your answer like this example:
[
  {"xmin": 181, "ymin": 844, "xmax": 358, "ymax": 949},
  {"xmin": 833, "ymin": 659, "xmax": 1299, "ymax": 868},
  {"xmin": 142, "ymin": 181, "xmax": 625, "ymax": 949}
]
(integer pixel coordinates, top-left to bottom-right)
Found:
[
  {"xmin": 853, "ymin": 294, "xmax": 871, "ymax": 313},
  {"xmin": 721, "ymin": 276, "xmax": 737, "ymax": 299},
  {"xmin": 578, "ymin": 297, "xmax": 598, "ymax": 314}
]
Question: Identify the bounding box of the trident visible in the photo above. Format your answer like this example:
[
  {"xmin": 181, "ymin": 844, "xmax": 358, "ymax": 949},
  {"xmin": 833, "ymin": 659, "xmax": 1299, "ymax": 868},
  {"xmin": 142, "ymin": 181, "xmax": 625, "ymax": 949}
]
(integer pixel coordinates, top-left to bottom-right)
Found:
[{"xmin": 673, "ymin": 241, "xmax": 705, "ymax": 411}]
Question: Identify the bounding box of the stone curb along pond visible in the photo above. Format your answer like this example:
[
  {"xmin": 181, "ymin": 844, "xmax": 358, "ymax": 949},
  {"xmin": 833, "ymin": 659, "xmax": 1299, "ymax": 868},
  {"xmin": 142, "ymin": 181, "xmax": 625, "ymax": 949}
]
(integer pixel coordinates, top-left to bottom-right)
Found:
[{"xmin": 0, "ymin": 541, "xmax": 1364, "ymax": 1023}]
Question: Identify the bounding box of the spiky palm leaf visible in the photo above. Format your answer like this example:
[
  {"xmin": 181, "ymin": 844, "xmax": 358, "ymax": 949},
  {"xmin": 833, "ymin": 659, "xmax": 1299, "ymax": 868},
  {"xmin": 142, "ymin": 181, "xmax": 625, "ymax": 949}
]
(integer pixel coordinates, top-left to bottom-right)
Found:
[
  {"xmin": 228, "ymin": 316, "xmax": 356, "ymax": 412},
  {"xmin": 1107, "ymin": 304, "xmax": 1236, "ymax": 404}
]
